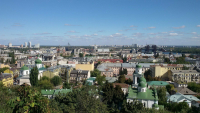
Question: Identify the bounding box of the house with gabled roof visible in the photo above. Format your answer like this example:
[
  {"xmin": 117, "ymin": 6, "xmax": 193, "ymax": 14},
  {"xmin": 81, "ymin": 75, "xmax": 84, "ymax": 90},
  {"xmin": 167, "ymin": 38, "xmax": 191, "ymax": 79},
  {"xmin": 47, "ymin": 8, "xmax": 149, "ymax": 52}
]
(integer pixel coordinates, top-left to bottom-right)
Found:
[{"xmin": 167, "ymin": 93, "xmax": 200, "ymax": 107}]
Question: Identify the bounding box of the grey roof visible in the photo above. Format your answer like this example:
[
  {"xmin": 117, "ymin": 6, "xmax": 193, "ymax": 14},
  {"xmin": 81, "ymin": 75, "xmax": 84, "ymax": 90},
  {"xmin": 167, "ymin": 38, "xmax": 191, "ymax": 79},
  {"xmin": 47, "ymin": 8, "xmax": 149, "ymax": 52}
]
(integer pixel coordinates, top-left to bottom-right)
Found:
[
  {"xmin": 105, "ymin": 77, "xmax": 117, "ymax": 83},
  {"xmin": 171, "ymin": 70, "xmax": 200, "ymax": 74},
  {"xmin": 99, "ymin": 63, "xmax": 121, "ymax": 67},
  {"xmin": 97, "ymin": 65, "xmax": 113, "ymax": 72},
  {"xmin": 168, "ymin": 93, "xmax": 199, "ymax": 102},
  {"xmin": 47, "ymin": 65, "xmax": 61, "ymax": 72},
  {"xmin": 175, "ymin": 87, "xmax": 197, "ymax": 95},
  {"xmin": 70, "ymin": 70, "xmax": 89, "ymax": 74},
  {"xmin": 122, "ymin": 63, "xmax": 155, "ymax": 68}
]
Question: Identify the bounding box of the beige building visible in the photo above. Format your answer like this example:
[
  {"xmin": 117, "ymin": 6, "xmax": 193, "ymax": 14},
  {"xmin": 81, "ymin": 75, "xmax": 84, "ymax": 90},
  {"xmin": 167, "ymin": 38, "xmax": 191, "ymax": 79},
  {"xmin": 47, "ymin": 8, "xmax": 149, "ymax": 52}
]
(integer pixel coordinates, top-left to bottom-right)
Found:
[
  {"xmin": 75, "ymin": 61, "xmax": 94, "ymax": 71},
  {"xmin": 43, "ymin": 65, "xmax": 61, "ymax": 78},
  {"xmin": 171, "ymin": 70, "xmax": 200, "ymax": 83},
  {"xmin": 0, "ymin": 63, "xmax": 10, "ymax": 68},
  {"xmin": 150, "ymin": 64, "xmax": 183, "ymax": 80}
]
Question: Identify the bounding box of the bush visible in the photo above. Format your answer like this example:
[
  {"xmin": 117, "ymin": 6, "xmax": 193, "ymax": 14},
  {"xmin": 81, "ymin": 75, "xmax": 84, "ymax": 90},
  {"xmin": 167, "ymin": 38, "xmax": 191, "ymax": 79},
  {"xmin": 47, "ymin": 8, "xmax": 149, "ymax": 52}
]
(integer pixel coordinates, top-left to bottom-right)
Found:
[{"xmin": 51, "ymin": 76, "xmax": 62, "ymax": 86}]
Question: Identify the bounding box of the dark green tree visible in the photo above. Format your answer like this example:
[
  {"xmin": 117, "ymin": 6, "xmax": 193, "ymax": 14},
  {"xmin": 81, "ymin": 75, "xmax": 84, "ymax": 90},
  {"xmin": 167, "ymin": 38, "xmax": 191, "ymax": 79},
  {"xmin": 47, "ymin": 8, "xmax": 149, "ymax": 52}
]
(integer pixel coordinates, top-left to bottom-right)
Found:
[
  {"xmin": 123, "ymin": 69, "xmax": 128, "ymax": 75},
  {"xmin": 29, "ymin": 66, "xmax": 39, "ymax": 87},
  {"xmin": 51, "ymin": 76, "xmax": 62, "ymax": 86},
  {"xmin": 118, "ymin": 75, "xmax": 126, "ymax": 83},
  {"xmin": 166, "ymin": 84, "xmax": 175, "ymax": 95},
  {"xmin": 79, "ymin": 53, "xmax": 83, "ymax": 57},
  {"xmin": 91, "ymin": 69, "xmax": 101, "ymax": 77},
  {"xmin": 96, "ymin": 75, "xmax": 106, "ymax": 85},
  {"xmin": 38, "ymin": 79, "xmax": 54, "ymax": 89},
  {"xmin": 63, "ymin": 82, "xmax": 71, "ymax": 89},
  {"xmin": 122, "ymin": 57, "xmax": 127, "ymax": 63},
  {"xmin": 125, "ymin": 78, "xmax": 133, "ymax": 85}
]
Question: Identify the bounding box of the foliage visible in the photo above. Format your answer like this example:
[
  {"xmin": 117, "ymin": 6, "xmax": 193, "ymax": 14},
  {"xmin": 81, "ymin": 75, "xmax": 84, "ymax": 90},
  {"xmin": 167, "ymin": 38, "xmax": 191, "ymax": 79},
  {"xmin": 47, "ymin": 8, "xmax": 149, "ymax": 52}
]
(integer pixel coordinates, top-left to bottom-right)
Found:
[
  {"xmin": 63, "ymin": 82, "xmax": 71, "ymax": 89},
  {"xmin": 157, "ymin": 87, "xmax": 167, "ymax": 104},
  {"xmin": 166, "ymin": 84, "xmax": 175, "ymax": 95},
  {"xmin": 189, "ymin": 54, "xmax": 195, "ymax": 58},
  {"xmin": 38, "ymin": 79, "xmax": 54, "ymax": 89},
  {"xmin": 173, "ymin": 57, "xmax": 190, "ymax": 64},
  {"xmin": 40, "ymin": 76, "xmax": 50, "ymax": 81},
  {"xmin": 91, "ymin": 69, "xmax": 101, "ymax": 77},
  {"xmin": 122, "ymin": 57, "xmax": 127, "ymax": 63},
  {"xmin": 144, "ymin": 69, "xmax": 162, "ymax": 81},
  {"xmin": 29, "ymin": 66, "xmax": 39, "ymax": 87},
  {"xmin": 182, "ymin": 54, "xmax": 186, "ymax": 58},
  {"xmin": 9, "ymin": 52, "xmax": 15, "ymax": 64},
  {"xmin": 118, "ymin": 75, "xmax": 126, "ymax": 83},
  {"xmin": 8, "ymin": 85, "xmax": 50, "ymax": 113},
  {"xmin": 164, "ymin": 58, "xmax": 170, "ymax": 64},
  {"xmin": 79, "ymin": 53, "xmax": 83, "ymax": 57},
  {"xmin": 125, "ymin": 78, "xmax": 133, "ymax": 85},
  {"xmin": 51, "ymin": 76, "xmax": 62, "ymax": 86},
  {"xmin": 54, "ymin": 86, "xmax": 108, "ymax": 113},
  {"xmin": 0, "ymin": 67, "xmax": 9, "ymax": 73},
  {"xmin": 188, "ymin": 82, "xmax": 200, "ymax": 93},
  {"xmin": 96, "ymin": 75, "xmax": 106, "ymax": 85},
  {"xmin": 120, "ymin": 100, "xmax": 144, "ymax": 113}
]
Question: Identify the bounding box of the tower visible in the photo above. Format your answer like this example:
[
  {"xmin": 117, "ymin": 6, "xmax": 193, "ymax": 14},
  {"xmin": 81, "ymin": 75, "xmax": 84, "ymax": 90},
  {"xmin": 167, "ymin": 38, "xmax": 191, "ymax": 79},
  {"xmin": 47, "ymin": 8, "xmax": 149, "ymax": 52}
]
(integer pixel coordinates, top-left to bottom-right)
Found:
[
  {"xmin": 29, "ymin": 41, "xmax": 31, "ymax": 48},
  {"xmin": 35, "ymin": 59, "xmax": 42, "ymax": 69},
  {"xmin": 25, "ymin": 42, "xmax": 27, "ymax": 47},
  {"xmin": 132, "ymin": 64, "xmax": 143, "ymax": 88}
]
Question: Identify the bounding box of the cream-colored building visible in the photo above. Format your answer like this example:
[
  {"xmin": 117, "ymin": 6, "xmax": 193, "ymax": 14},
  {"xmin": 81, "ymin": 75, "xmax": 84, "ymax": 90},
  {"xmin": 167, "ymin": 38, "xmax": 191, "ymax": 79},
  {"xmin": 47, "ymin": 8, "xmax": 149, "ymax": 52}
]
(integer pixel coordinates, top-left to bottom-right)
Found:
[
  {"xmin": 171, "ymin": 70, "xmax": 200, "ymax": 83},
  {"xmin": 75, "ymin": 61, "xmax": 94, "ymax": 71},
  {"xmin": 150, "ymin": 64, "xmax": 183, "ymax": 80}
]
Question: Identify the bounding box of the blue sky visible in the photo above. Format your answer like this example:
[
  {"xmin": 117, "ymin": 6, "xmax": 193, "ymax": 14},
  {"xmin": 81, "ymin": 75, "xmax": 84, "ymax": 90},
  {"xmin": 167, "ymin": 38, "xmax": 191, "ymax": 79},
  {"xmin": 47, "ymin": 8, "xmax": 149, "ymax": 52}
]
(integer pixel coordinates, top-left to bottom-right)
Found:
[{"xmin": 0, "ymin": 0, "xmax": 200, "ymax": 46}]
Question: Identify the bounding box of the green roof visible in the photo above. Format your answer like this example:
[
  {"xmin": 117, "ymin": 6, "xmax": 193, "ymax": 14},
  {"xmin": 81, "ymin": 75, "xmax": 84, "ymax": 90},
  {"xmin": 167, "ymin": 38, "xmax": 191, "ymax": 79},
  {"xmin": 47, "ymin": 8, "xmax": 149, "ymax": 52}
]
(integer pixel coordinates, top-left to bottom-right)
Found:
[
  {"xmin": 35, "ymin": 59, "xmax": 42, "ymax": 64},
  {"xmin": 41, "ymin": 89, "xmax": 55, "ymax": 95},
  {"xmin": 136, "ymin": 64, "xmax": 142, "ymax": 68},
  {"xmin": 139, "ymin": 77, "xmax": 146, "ymax": 83},
  {"xmin": 20, "ymin": 66, "xmax": 29, "ymax": 70},
  {"xmin": 138, "ymin": 81, "xmax": 146, "ymax": 88},
  {"xmin": 39, "ymin": 67, "xmax": 46, "ymax": 71},
  {"xmin": 87, "ymin": 77, "xmax": 96, "ymax": 81},
  {"xmin": 147, "ymin": 81, "xmax": 169, "ymax": 86},
  {"xmin": 127, "ymin": 86, "xmax": 158, "ymax": 101}
]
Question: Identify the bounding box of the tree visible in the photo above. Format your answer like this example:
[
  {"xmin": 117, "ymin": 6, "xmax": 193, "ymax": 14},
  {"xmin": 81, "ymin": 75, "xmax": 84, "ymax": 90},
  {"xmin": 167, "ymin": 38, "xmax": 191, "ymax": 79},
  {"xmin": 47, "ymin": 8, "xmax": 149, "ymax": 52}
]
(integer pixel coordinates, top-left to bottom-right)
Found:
[
  {"xmin": 79, "ymin": 53, "xmax": 83, "ymax": 57},
  {"xmin": 113, "ymin": 85, "xmax": 124, "ymax": 106},
  {"xmin": 118, "ymin": 75, "xmax": 126, "ymax": 83},
  {"xmin": 63, "ymin": 82, "xmax": 71, "ymax": 89},
  {"xmin": 122, "ymin": 57, "xmax": 127, "ymax": 63},
  {"xmin": 38, "ymin": 79, "xmax": 54, "ymax": 89},
  {"xmin": 164, "ymin": 58, "xmax": 170, "ymax": 63},
  {"xmin": 125, "ymin": 78, "xmax": 133, "ymax": 85},
  {"xmin": 182, "ymin": 54, "xmax": 186, "ymax": 58},
  {"xmin": 51, "ymin": 76, "xmax": 62, "ymax": 86},
  {"xmin": 96, "ymin": 75, "xmax": 106, "ymax": 85},
  {"xmin": 91, "ymin": 69, "xmax": 101, "ymax": 77},
  {"xmin": 29, "ymin": 66, "xmax": 39, "ymax": 87},
  {"xmin": 157, "ymin": 87, "xmax": 167, "ymax": 104},
  {"xmin": 189, "ymin": 54, "xmax": 194, "ymax": 59},
  {"xmin": 123, "ymin": 69, "xmax": 127, "ymax": 75},
  {"xmin": 8, "ymin": 85, "xmax": 51, "ymax": 113},
  {"xmin": 166, "ymin": 84, "xmax": 175, "ymax": 95}
]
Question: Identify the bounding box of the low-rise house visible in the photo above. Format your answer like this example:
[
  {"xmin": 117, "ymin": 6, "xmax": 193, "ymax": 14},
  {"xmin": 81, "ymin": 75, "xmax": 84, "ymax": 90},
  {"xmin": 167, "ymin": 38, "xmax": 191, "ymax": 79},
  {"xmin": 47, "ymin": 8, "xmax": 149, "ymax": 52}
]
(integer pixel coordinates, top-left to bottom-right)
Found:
[
  {"xmin": 0, "ymin": 73, "xmax": 13, "ymax": 86},
  {"xmin": 75, "ymin": 61, "xmax": 94, "ymax": 71},
  {"xmin": 97, "ymin": 64, "xmax": 113, "ymax": 77},
  {"xmin": 41, "ymin": 89, "xmax": 72, "ymax": 99},
  {"xmin": 70, "ymin": 70, "xmax": 90, "ymax": 83},
  {"xmin": 174, "ymin": 87, "xmax": 197, "ymax": 96},
  {"xmin": 167, "ymin": 93, "xmax": 200, "ymax": 107},
  {"xmin": 171, "ymin": 70, "xmax": 200, "ymax": 83},
  {"xmin": 147, "ymin": 81, "xmax": 169, "ymax": 88},
  {"xmin": 85, "ymin": 77, "xmax": 96, "ymax": 86},
  {"xmin": 113, "ymin": 83, "xmax": 129, "ymax": 95},
  {"xmin": 105, "ymin": 77, "xmax": 118, "ymax": 83},
  {"xmin": 173, "ymin": 81, "xmax": 188, "ymax": 88}
]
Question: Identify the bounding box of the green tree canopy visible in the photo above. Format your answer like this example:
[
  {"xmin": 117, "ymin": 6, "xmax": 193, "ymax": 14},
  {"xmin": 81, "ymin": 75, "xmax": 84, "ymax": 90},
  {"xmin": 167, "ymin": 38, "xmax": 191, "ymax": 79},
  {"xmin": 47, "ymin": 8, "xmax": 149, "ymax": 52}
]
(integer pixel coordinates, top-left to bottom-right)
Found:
[
  {"xmin": 91, "ymin": 69, "xmax": 101, "ymax": 77},
  {"xmin": 96, "ymin": 75, "xmax": 106, "ymax": 86},
  {"xmin": 118, "ymin": 75, "xmax": 126, "ymax": 83},
  {"xmin": 38, "ymin": 79, "xmax": 54, "ymax": 89},
  {"xmin": 51, "ymin": 76, "xmax": 62, "ymax": 86},
  {"xmin": 29, "ymin": 66, "xmax": 39, "ymax": 87},
  {"xmin": 79, "ymin": 53, "xmax": 83, "ymax": 57},
  {"xmin": 63, "ymin": 82, "xmax": 71, "ymax": 89}
]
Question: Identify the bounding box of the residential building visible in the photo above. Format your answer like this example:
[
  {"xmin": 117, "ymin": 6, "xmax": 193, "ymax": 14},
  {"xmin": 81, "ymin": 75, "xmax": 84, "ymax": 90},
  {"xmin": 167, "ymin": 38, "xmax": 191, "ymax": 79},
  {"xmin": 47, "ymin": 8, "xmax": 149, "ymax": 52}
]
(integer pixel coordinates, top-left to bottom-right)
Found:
[
  {"xmin": 8, "ymin": 43, "xmax": 12, "ymax": 47},
  {"xmin": 0, "ymin": 73, "xmax": 13, "ymax": 86},
  {"xmin": 98, "ymin": 59, "xmax": 123, "ymax": 63},
  {"xmin": 43, "ymin": 65, "xmax": 61, "ymax": 78},
  {"xmin": 75, "ymin": 61, "xmax": 94, "ymax": 71},
  {"xmin": 29, "ymin": 41, "xmax": 31, "ymax": 48},
  {"xmin": 0, "ymin": 63, "xmax": 10, "ymax": 68},
  {"xmin": 113, "ymin": 83, "xmax": 129, "ymax": 95},
  {"xmin": 85, "ymin": 77, "xmax": 96, "ymax": 86},
  {"xmin": 174, "ymin": 87, "xmax": 197, "ymax": 96},
  {"xmin": 150, "ymin": 64, "xmax": 184, "ymax": 80},
  {"xmin": 97, "ymin": 64, "xmax": 113, "ymax": 77},
  {"xmin": 41, "ymin": 89, "xmax": 72, "ymax": 99},
  {"xmin": 171, "ymin": 70, "xmax": 200, "ymax": 83},
  {"xmin": 70, "ymin": 70, "xmax": 90, "ymax": 83},
  {"xmin": 167, "ymin": 93, "xmax": 200, "ymax": 107},
  {"xmin": 24, "ymin": 42, "xmax": 27, "ymax": 48}
]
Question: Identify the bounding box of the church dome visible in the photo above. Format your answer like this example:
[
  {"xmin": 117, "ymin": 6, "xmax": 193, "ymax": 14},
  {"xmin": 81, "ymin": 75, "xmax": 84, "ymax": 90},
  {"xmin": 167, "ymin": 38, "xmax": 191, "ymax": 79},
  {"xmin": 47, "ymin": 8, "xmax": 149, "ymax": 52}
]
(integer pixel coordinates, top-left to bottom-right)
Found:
[
  {"xmin": 139, "ymin": 77, "xmax": 146, "ymax": 83},
  {"xmin": 138, "ymin": 81, "xmax": 146, "ymax": 88},
  {"xmin": 35, "ymin": 59, "xmax": 42, "ymax": 64},
  {"xmin": 20, "ymin": 66, "xmax": 29, "ymax": 70},
  {"xmin": 136, "ymin": 64, "xmax": 142, "ymax": 68}
]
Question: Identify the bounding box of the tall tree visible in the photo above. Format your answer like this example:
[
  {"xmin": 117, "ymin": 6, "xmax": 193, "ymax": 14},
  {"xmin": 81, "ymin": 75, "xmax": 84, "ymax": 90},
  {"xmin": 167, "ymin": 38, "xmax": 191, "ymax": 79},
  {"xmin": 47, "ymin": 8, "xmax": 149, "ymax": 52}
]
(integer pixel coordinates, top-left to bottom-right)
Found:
[
  {"xmin": 91, "ymin": 69, "xmax": 101, "ymax": 77},
  {"xmin": 96, "ymin": 75, "xmax": 106, "ymax": 85},
  {"xmin": 118, "ymin": 75, "xmax": 126, "ymax": 83},
  {"xmin": 51, "ymin": 76, "xmax": 62, "ymax": 86},
  {"xmin": 29, "ymin": 66, "xmax": 39, "ymax": 87}
]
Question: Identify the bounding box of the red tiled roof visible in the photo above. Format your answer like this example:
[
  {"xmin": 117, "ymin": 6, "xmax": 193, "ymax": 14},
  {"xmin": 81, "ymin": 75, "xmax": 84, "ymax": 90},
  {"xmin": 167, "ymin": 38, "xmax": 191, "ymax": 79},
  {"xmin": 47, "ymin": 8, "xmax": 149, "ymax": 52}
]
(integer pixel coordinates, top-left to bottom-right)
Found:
[
  {"xmin": 98, "ymin": 59, "xmax": 123, "ymax": 63},
  {"xmin": 113, "ymin": 83, "xmax": 129, "ymax": 88}
]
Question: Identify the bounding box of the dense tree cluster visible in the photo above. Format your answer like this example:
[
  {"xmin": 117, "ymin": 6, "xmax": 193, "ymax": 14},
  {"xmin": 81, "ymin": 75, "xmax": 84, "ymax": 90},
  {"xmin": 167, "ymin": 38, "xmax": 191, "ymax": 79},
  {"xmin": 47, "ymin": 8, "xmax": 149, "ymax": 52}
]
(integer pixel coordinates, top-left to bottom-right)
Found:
[{"xmin": 188, "ymin": 82, "xmax": 200, "ymax": 93}]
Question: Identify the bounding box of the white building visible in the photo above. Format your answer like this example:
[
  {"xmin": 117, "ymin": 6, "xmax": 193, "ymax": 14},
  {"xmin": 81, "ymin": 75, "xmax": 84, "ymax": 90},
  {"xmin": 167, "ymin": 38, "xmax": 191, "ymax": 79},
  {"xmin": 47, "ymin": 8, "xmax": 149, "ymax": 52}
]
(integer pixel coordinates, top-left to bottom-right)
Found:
[
  {"xmin": 8, "ymin": 43, "xmax": 12, "ymax": 47},
  {"xmin": 34, "ymin": 43, "xmax": 40, "ymax": 48},
  {"xmin": 29, "ymin": 41, "xmax": 31, "ymax": 48},
  {"xmin": 127, "ymin": 64, "xmax": 160, "ymax": 109},
  {"xmin": 25, "ymin": 42, "xmax": 27, "ymax": 47}
]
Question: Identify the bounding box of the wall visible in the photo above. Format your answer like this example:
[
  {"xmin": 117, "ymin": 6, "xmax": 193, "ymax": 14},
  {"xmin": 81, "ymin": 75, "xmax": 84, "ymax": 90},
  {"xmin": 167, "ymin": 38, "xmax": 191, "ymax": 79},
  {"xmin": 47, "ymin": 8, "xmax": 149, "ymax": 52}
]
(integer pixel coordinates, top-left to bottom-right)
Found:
[{"xmin": 75, "ymin": 62, "xmax": 94, "ymax": 71}]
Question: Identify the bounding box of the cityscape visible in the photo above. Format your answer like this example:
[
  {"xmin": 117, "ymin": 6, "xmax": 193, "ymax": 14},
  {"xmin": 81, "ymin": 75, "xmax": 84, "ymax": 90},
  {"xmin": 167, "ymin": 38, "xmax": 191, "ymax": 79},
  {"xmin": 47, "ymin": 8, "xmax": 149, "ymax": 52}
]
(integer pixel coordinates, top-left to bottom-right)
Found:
[{"xmin": 1, "ymin": 0, "xmax": 200, "ymax": 113}]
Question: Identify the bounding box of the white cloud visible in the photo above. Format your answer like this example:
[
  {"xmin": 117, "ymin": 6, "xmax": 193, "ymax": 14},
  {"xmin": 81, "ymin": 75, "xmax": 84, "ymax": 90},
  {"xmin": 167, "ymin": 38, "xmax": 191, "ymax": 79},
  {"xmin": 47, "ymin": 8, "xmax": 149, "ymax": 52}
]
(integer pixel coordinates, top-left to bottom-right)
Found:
[
  {"xmin": 173, "ymin": 25, "xmax": 185, "ymax": 29},
  {"xmin": 197, "ymin": 25, "xmax": 200, "ymax": 27},
  {"xmin": 149, "ymin": 33, "xmax": 156, "ymax": 35},
  {"xmin": 93, "ymin": 34, "xmax": 98, "ymax": 36},
  {"xmin": 67, "ymin": 30, "xmax": 79, "ymax": 33},
  {"xmin": 130, "ymin": 25, "xmax": 137, "ymax": 27},
  {"xmin": 192, "ymin": 32, "xmax": 197, "ymax": 34},
  {"xmin": 169, "ymin": 33, "xmax": 178, "ymax": 36}
]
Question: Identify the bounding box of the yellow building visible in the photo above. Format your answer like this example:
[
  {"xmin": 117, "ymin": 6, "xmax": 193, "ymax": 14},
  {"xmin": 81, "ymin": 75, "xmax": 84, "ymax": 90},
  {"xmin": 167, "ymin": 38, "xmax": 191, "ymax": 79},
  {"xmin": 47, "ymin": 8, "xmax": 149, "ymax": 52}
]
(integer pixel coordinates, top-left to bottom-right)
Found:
[
  {"xmin": 42, "ymin": 65, "xmax": 61, "ymax": 78},
  {"xmin": 150, "ymin": 64, "xmax": 183, "ymax": 80},
  {"xmin": 0, "ymin": 63, "xmax": 10, "ymax": 68},
  {"xmin": 0, "ymin": 73, "xmax": 13, "ymax": 87},
  {"xmin": 75, "ymin": 61, "xmax": 94, "ymax": 71}
]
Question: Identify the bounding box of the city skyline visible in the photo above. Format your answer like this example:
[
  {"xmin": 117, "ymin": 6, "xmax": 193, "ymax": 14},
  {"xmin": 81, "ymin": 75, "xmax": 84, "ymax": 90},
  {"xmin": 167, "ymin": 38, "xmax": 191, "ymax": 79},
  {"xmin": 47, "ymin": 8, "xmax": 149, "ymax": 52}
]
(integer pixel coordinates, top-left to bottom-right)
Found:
[{"xmin": 0, "ymin": 0, "xmax": 200, "ymax": 46}]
